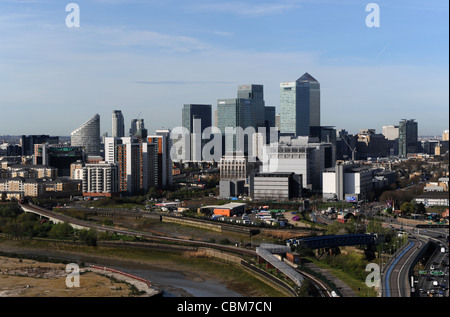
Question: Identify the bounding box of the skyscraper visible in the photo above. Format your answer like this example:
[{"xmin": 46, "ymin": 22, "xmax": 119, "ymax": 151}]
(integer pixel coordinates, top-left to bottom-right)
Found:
[
  {"xmin": 238, "ymin": 84, "xmax": 265, "ymax": 129},
  {"xmin": 217, "ymin": 98, "xmax": 252, "ymax": 154},
  {"xmin": 280, "ymin": 72, "xmax": 320, "ymax": 137},
  {"xmin": 112, "ymin": 110, "xmax": 125, "ymax": 138},
  {"xmin": 399, "ymin": 119, "xmax": 418, "ymax": 157},
  {"xmin": 182, "ymin": 104, "xmax": 212, "ymax": 162},
  {"xmin": 129, "ymin": 119, "xmax": 147, "ymax": 139},
  {"xmin": 71, "ymin": 114, "xmax": 101, "ymax": 156}
]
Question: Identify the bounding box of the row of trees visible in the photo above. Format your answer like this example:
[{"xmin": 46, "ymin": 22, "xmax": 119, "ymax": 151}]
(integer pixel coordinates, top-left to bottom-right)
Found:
[{"xmin": 0, "ymin": 204, "xmax": 98, "ymax": 246}]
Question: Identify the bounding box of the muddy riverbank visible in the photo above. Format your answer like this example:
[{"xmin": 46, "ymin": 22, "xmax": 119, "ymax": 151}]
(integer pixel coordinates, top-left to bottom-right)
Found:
[{"xmin": 0, "ymin": 240, "xmax": 282, "ymax": 297}]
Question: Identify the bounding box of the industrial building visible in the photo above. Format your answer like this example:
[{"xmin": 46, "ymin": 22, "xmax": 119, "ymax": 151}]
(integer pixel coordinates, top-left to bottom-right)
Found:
[
  {"xmin": 251, "ymin": 172, "xmax": 302, "ymax": 201},
  {"xmin": 199, "ymin": 202, "xmax": 246, "ymax": 218}
]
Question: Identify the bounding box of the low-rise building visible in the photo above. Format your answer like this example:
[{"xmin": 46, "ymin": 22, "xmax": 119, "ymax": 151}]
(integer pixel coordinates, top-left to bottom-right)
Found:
[{"xmin": 251, "ymin": 172, "xmax": 302, "ymax": 201}]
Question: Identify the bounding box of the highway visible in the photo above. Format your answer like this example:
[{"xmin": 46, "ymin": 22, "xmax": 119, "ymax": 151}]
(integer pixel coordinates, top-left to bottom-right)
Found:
[{"xmin": 382, "ymin": 238, "xmax": 426, "ymax": 297}]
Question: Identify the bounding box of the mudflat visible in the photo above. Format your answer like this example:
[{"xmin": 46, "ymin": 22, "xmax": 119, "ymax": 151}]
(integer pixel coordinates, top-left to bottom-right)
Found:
[{"xmin": 0, "ymin": 256, "xmax": 157, "ymax": 297}]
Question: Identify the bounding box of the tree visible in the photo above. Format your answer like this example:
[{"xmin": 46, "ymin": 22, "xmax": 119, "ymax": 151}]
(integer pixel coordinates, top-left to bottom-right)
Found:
[
  {"xmin": 79, "ymin": 228, "xmax": 98, "ymax": 246},
  {"xmin": 48, "ymin": 222, "xmax": 73, "ymax": 239},
  {"xmin": 400, "ymin": 202, "xmax": 414, "ymax": 216}
]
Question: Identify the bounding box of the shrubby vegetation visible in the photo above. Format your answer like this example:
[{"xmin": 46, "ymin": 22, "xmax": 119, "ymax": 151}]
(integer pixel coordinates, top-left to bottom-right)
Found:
[{"xmin": 0, "ymin": 204, "xmax": 97, "ymax": 246}]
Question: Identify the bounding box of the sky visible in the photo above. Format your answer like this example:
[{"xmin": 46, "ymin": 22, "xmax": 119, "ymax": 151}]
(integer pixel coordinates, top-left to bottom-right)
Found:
[{"xmin": 0, "ymin": 0, "xmax": 448, "ymax": 137}]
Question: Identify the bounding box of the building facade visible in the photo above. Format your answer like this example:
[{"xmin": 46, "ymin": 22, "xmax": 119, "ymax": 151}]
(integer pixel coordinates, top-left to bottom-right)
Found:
[
  {"xmin": 112, "ymin": 110, "xmax": 125, "ymax": 138},
  {"xmin": 82, "ymin": 163, "xmax": 119, "ymax": 198},
  {"xmin": 280, "ymin": 73, "xmax": 320, "ymax": 137},
  {"xmin": 399, "ymin": 119, "xmax": 418, "ymax": 157},
  {"xmin": 71, "ymin": 114, "xmax": 101, "ymax": 156}
]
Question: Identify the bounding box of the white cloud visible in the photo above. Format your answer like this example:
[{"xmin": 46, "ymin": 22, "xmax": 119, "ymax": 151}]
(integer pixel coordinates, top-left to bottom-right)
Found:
[{"xmin": 188, "ymin": 0, "xmax": 303, "ymax": 17}]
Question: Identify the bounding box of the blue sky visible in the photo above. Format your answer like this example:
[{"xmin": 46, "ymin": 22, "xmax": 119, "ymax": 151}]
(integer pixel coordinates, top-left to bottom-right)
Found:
[{"xmin": 0, "ymin": 0, "xmax": 448, "ymax": 137}]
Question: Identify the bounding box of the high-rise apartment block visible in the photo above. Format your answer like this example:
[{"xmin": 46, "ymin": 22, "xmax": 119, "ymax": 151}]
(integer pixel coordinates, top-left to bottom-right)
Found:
[
  {"xmin": 112, "ymin": 110, "xmax": 125, "ymax": 138},
  {"xmin": 280, "ymin": 73, "xmax": 320, "ymax": 137},
  {"xmin": 129, "ymin": 119, "xmax": 147, "ymax": 139},
  {"xmin": 104, "ymin": 136, "xmax": 160, "ymax": 194},
  {"xmin": 82, "ymin": 162, "xmax": 119, "ymax": 198}
]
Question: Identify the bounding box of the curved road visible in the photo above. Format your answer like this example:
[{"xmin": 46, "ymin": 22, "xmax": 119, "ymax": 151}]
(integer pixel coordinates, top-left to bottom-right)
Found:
[{"xmin": 383, "ymin": 237, "xmax": 427, "ymax": 297}]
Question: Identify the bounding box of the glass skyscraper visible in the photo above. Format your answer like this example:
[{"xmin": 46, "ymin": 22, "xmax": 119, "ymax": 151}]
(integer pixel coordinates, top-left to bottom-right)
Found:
[
  {"xmin": 182, "ymin": 104, "xmax": 212, "ymax": 161},
  {"xmin": 71, "ymin": 114, "xmax": 101, "ymax": 156},
  {"xmin": 238, "ymin": 84, "xmax": 265, "ymax": 129},
  {"xmin": 112, "ymin": 110, "xmax": 125, "ymax": 138},
  {"xmin": 399, "ymin": 119, "xmax": 418, "ymax": 157},
  {"xmin": 217, "ymin": 98, "xmax": 252, "ymax": 154},
  {"xmin": 280, "ymin": 72, "xmax": 320, "ymax": 137}
]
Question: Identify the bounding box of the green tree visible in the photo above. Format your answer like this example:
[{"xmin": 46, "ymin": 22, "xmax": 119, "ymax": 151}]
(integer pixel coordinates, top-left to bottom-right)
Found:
[
  {"xmin": 48, "ymin": 222, "xmax": 73, "ymax": 239},
  {"xmin": 400, "ymin": 202, "xmax": 414, "ymax": 216},
  {"xmin": 79, "ymin": 228, "xmax": 98, "ymax": 246}
]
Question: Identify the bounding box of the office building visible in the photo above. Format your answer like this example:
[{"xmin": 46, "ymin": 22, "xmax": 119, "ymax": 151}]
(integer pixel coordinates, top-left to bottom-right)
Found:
[
  {"xmin": 33, "ymin": 144, "xmax": 84, "ymax": 177},
  {"xmin": 112, "ymin": 110, "xmax": 125, "ymax": 138},
  {"xmin": 238, "ymin": 84, "xmax": 265, "ymax": 129},
  {"xmin": 382, "ymin": 125, "xmax": 399, "ymax": 141},
  {"xmin": 182, "ymin": 104, "xmax": 212, "ymax": 162},
  {"xmin": 217, "ymin": 98, "xmax": 253, "ymax": 154},
  {"xmin": 20, "ymin": 135, "xmax": 59, "ymax": 156},
  {"xmin": 252, "ymin": 172, "xmax": 302, "ymax": 201},
  {"xmin": 71, "ymin": 114, "xmax": 101, "ymax": 156},
  {"xmin": 280, "ymin": 73, "xmax": 320, "ymax": 137},
  {"xmin": 354, "ymin": 129, "xmax": 389, "ymax": 160},
  {"xmin": 399, "ymin": 119, "xmax": 418, "ymax": 157},
  {"xmin": 262, "ymin": 136, "xmax": 334, "ymax": 191}
]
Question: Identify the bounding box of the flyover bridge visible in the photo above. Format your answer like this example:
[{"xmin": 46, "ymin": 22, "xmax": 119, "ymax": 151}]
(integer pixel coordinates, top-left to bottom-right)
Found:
[{"xmin": 287, "ymin": 234, "xmax": 380, "ymax": 249}]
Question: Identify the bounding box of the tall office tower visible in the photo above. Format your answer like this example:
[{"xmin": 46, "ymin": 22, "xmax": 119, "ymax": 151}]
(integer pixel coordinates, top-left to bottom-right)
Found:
[
  {"xmin": 217, "ymin": 98, "xmax": 252, "ymax": 154},
  {"xmin": 71, "ymin": 114, "xmax": 101, "ymax": 156},
  {"xmin": 280, "ymin": 72, "xmax": 320, "ymax": 137},
  {"xmin": 399, "ymin": 119, "xmax": 418, "ymax": 157},
  {"xmin": 182, "ymin": 104, "xmax": 212, "ymax": 162},
  {"xmin": 238, "ymin": 84, "xmax": 265, "ymax": 129},
  {"xmin": 129, "ymin": 119, "xmax": 148, "ymax": 139},
  {"xmin": 264, "ymin": 106, "xmax": 276, "ymax": 129},
  {"xmin": 112, "ymin": 110, "xmax": 125, "ymax": 138}
]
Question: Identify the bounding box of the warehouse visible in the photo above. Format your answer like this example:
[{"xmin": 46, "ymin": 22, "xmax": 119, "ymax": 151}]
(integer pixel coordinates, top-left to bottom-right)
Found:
[{"xmin": 199, "ymin": 203, "xmax": 246, "ymax": 217}]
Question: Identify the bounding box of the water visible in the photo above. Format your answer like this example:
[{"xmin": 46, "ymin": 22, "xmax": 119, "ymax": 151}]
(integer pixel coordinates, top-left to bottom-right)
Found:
[{"xmin": 0, "ymin": 246, "xmax": 243, "ymax": 297}]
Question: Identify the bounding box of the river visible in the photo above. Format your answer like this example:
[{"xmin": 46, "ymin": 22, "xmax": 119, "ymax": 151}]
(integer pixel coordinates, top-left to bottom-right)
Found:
[{"xmin": 0, "ymin": 245, "xmax": 243, "ymax": 297}]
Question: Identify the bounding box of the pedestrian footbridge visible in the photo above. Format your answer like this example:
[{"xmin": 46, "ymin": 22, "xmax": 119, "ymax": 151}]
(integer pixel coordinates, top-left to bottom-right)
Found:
[{"xmin": 256, "ymin": 243, "xmax": 305, "ymax": 287}]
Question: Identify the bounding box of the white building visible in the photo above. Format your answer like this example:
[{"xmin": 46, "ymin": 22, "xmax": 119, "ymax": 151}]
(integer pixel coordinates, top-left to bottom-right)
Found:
[
  {"xmin": 322, "ymin": 163, "xmax": 373, "ymax": 201},
  {"xmin": 261, "ymin": 136, "xmax": 334, "ymax": 191},
  {"xmin": 82, "ymin": 162, "xmax": 119, "ymax": 198}
]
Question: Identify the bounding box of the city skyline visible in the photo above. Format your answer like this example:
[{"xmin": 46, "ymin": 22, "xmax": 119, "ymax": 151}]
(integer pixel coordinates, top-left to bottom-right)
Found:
[{"xmin": 0, "ymin": 0, "xmax": 448, "ymax": 137}]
